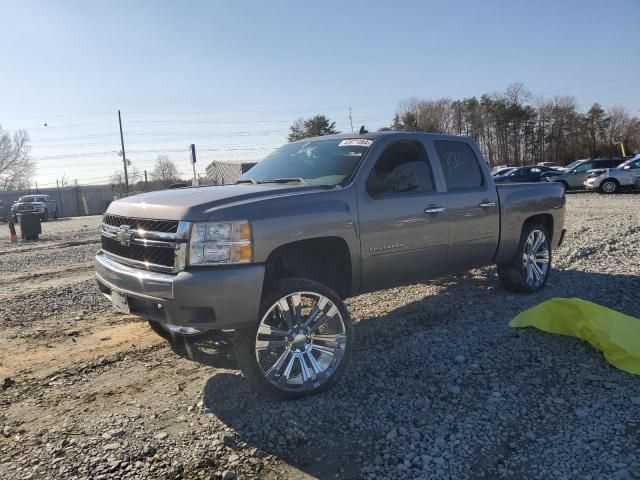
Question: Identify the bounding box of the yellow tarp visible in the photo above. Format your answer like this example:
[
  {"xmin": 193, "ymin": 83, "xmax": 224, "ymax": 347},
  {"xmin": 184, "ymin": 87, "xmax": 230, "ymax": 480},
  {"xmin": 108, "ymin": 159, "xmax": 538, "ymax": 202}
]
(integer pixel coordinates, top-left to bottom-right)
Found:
[{"xmin": 510, "ymin": 298, "xmax": 640, "ymax": 376}]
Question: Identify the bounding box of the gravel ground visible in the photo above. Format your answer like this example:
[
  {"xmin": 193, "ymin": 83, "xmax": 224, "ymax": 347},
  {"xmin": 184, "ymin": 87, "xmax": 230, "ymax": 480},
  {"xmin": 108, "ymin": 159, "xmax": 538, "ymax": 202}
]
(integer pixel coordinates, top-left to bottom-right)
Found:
[{"xmin": 1, "ymin": 195, "xmax": 639, "ymax": 480}]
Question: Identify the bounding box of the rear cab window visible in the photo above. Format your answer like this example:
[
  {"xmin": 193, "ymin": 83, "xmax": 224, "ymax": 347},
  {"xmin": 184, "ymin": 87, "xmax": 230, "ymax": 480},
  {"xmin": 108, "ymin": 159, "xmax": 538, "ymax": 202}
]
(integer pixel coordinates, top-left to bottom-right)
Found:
[{"xmin": 434, "ymin": 140, "xmax": 485, "ymax": 191}]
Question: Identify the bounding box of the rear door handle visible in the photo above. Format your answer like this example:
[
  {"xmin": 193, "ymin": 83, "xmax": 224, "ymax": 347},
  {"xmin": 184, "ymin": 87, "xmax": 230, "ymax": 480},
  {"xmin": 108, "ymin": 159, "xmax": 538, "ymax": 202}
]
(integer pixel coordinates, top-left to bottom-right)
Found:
[
  {"xmin": 424, "ymin": 205, "xmax": 446, "ymax": 214},
  {"xmin": 479, "ymin": 201, "xmax": 496, "ymax": 209}
]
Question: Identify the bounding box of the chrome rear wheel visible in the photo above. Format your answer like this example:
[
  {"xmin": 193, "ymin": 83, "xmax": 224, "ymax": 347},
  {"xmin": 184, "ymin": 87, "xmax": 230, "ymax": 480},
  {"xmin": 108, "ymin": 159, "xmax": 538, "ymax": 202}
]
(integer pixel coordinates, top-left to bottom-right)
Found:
[
  {"xmin": 522, "ymin": 229, "xmax": 550, "ymax": 289},
  {"xmin": 498, "ymin": 223, "xmax": 552, "ymax": 293}
]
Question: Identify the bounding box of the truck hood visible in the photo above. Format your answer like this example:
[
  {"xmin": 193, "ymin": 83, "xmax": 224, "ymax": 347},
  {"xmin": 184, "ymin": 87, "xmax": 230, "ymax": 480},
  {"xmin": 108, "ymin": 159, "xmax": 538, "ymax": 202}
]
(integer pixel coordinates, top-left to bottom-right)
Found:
[{"xmin": 106, "ymin": 184, "xmax": 328, "ymax": 221}]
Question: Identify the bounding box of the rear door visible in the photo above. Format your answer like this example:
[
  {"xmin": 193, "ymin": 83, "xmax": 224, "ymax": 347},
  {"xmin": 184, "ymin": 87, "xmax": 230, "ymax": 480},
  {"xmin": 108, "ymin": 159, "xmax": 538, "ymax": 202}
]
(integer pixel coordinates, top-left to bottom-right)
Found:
[
  {"xmin": 431, "ymin": 139, "xmax": 500, "ymax": 273},
  {"xmin": 358, "ymin": 139, "xmax": 449, "ymax": 291}
]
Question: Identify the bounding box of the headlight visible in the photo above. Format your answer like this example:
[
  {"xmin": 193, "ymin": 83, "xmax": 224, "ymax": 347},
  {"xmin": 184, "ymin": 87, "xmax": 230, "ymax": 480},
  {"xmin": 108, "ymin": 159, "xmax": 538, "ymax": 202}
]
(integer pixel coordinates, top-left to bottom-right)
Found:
[{"xmin": 188, "ymin": 220, "xmax": 252, "ymax": 265}]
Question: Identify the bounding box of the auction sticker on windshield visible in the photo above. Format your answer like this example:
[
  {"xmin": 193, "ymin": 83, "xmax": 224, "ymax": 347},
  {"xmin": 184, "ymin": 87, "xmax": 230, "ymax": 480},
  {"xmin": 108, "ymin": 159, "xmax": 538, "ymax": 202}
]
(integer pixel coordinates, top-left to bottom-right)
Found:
[{"xmin": 338, "ymin": 138, "xmax": 374, "ymax": 147}]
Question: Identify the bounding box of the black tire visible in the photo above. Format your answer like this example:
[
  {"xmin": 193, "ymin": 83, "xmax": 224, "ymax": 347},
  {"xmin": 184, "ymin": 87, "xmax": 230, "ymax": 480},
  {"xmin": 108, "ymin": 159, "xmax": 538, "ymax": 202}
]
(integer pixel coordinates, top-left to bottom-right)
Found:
[
  {"xmin": 53, "ymin": 208, "xmax": 59, "ymax": 220},
  {"xmin": 41, "ymin": 209, "xmax": 49, "ymax": 222},
  {"xmin": 147, "ymin": 320, "xmax": 206, "ymax": 343},
  {"xmin": 497, "ymin": 223, "xmax": 552, "ymax": 293},
  {"xmin": 599, "ymin": 178, "xmax": 619, "ymax": 194},
  {"xmin": 234, "ymin": 278, "xmax": 353, "ymax": 400}
]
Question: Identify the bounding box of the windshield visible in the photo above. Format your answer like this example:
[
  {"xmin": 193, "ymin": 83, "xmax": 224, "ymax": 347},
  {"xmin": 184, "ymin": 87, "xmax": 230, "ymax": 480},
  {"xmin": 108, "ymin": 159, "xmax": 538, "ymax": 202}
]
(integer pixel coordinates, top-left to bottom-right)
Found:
[
  {"xmin": 239, "ymin": 138, "xmax": 372, "ymax": 187},
  {"xmin": 564, "ymin": 160, "xmax": 584, "ymax": 170},
  {"xmin": 19, "ymin": 196, "xmax": 42, "ymax": 202}
]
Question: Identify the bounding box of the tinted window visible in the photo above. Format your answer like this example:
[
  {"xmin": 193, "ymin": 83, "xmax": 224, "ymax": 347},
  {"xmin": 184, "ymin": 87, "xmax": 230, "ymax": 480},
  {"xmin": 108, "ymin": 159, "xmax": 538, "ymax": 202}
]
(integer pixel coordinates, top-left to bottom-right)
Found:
[
  {"xmin": 367, "ymin": 141, "xmax": 434, "ymax": 196},
  {"xmin": 434, "ymin": 140, "xmax": 484, "ymax": 190},
  {"xmin": 629, "ymin": 160, "xmax": 640, "ymax": 169}
]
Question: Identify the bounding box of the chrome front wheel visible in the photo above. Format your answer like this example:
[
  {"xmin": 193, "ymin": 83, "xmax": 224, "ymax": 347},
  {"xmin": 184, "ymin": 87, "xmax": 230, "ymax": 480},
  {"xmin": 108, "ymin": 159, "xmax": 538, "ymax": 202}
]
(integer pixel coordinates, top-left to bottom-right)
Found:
[{"xmin": 235, "ymin": 278, "xmax": 352, "ymax": 399}]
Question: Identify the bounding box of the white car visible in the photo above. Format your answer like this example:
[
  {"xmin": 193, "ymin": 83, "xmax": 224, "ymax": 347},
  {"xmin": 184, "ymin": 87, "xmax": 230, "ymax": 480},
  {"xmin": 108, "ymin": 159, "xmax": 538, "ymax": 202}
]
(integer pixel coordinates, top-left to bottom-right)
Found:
[{"xmin": 584, "ymin": 155, "xmax": 640, "ymax": 193}]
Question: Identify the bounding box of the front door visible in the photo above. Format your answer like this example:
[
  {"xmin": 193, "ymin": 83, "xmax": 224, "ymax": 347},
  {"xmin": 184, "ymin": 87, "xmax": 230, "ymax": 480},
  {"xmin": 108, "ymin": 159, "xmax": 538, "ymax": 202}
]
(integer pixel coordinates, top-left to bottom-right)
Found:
[
  {"xmin": 432, "ymin": 139, "xmax": 500, "ymax": 273},
  {"xmin": 568, "ymin": 161, "xmax": 594, "ymax": 187},
  {"xmin": 359, "ymin": 140, "xmax": 449, "ymax": 291}
]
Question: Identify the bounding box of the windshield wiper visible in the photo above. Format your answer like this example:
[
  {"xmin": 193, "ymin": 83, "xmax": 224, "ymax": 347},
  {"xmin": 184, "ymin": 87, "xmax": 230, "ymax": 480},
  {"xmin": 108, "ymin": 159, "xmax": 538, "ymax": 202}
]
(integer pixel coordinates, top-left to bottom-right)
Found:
[
  {"xmin": 259, "ymin": 177, "xmax": 309, "ymax": 185},
  {"xmin": 235, "ymin": 178, "xmax": 258, "ymax": 184}
]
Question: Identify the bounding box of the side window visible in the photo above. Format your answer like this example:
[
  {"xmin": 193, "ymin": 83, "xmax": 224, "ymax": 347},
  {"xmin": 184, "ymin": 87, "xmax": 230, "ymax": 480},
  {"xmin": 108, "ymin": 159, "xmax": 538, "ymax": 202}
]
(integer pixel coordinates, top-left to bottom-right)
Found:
[
  {"xmin": 630, "ymin": 160, "xmax": 640, "ymax": 169},
  {"xmin": 367, "ymin": 141, "xmax": 434, "ymax": 196},
  {"xmin": 434, "ymin": 140, "xmax": 484, "ymax": 191},
  {"xmin": 574, "ymin": 162, "xmax": 593, "ymax": 173}
]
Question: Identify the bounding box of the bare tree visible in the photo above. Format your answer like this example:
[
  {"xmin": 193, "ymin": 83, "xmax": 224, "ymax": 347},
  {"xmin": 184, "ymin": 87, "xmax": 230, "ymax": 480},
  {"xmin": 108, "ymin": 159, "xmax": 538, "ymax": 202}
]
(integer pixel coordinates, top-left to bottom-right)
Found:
[
  {"xmin": 0, "ymin": 126, "xmax": 35, "ymax": 190},
  {"xmin": 151, "ymin": 155, "xmax": 180, "ymax": 186},
  {"xmin": 111, "ymin": 166, "xmax": 142, "ymax": 194}
]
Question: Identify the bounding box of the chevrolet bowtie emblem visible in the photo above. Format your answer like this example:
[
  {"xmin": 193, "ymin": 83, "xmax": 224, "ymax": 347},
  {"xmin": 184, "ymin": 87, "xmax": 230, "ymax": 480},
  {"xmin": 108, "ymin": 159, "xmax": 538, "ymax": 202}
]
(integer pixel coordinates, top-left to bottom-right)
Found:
[{"xmin": 115, "ymin": 225, "xmax": 133, "ymax": 246}]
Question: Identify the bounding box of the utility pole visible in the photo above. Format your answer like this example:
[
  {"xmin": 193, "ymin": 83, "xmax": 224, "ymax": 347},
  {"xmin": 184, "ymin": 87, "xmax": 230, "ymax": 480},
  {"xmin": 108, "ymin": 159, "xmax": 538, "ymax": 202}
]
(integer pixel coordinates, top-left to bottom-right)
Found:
[
  {"xmin": 118, "ymin": 110, "xmax": 129, "ymax": 194},
  {"xmin": 190, "ymin": 144, "xmax": 199, "ymax": 186},
  {"xmin": 144, "ymin": 170, "xmax": 148, "ymax": 191},
  {"xmin": 348, "ymin": 107, "xmax": 354, "ymax": 133}
]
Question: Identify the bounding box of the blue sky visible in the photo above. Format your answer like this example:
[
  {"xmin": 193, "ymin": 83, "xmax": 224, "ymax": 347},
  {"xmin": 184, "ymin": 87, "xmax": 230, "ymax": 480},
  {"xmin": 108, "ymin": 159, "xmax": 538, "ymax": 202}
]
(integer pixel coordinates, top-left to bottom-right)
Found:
[{"xmin": 1, "ymin": 0, "xmax": 639, "ymax": 186}]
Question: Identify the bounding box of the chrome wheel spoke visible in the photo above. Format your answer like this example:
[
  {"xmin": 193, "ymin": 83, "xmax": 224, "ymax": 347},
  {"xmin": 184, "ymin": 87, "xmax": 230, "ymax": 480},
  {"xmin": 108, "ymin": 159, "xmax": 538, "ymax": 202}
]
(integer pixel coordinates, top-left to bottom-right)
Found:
[
  {"xmin": 311, "ymin": 333, "xmax": 346, "ymax": 348},
  {"xmin": 298, "ymin": 355, "xmax": 312, "ymax": 384},
  {"xmin": 306, "ymin": 351, "xmax": 323, "ymax": 375},
  {"xmin": 307, "ymin": 305, "xmax": 338, "ymax": 332},
  {"xmin": 289, "ymin": 293, "xmax": 302, "ymax": 325},
  {"xmin": 302, "ymin": 296, "xmax": 329, "ymax": 329},
  {"xmin": 256, "ymin": 338, "xmax": 288, "ymax": 350},
  {"xmin": 264, "ymin": 348, "xmax": 291, "ymax": 380},
  {"xmin": 276, "ymin": 299, "xmax": 293, "ymax": 329},
  {"xmin": 257, "ymin": 324, "xmax": 290, "ymax": 337},
  {"xmin": 282, "ymin": 353, "xmax": 297, "ymax": 379}
]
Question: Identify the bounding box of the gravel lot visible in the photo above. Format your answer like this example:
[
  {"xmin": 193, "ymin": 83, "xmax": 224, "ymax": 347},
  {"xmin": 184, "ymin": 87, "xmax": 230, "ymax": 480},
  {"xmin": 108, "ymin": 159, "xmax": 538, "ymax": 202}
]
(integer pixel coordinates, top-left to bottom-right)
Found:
[{"xmin": 1, "ymin": 195, "xmax": 639, "ymax": 479}]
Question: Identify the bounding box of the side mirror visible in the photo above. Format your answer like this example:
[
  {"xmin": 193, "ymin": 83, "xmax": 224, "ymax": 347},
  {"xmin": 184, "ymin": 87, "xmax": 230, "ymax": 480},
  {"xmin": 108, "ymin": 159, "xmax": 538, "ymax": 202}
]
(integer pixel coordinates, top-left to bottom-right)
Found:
[{"xmin": 623, "ymin": 165, "xmax": 630, "ymax": 170}]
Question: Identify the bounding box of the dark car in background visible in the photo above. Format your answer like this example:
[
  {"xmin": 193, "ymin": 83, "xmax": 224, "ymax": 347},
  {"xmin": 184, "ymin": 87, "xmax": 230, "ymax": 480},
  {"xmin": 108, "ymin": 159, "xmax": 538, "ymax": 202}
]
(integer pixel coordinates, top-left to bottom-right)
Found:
[{"xmin": 493, "ymin": 165, "xmax": 558, "ymax": 183}]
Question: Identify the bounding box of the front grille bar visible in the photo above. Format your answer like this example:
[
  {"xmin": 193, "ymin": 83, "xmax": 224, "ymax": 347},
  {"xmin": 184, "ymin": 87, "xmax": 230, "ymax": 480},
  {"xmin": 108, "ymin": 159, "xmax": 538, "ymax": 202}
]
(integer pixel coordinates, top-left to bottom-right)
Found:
[{"xmin": 100, "ymin": 219, "xmax": 190, "ymax": 273}]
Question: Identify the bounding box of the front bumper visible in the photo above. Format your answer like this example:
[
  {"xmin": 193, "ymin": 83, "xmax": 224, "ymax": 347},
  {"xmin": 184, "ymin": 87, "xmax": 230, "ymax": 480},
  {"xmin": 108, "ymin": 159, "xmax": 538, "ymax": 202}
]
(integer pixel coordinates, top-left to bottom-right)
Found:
[
  {"xmin": 95, "ymin": 252, "xmax": 264, "ymax": 330},
  {"xmin": 583, "ymin": 178, "xmax": 600, "ymax": 190}
]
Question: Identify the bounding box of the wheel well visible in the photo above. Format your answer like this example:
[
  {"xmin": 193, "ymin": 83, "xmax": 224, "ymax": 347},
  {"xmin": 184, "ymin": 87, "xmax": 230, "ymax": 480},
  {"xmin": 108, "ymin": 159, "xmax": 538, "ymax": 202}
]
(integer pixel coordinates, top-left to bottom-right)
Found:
[
  {"xmin": 264, "ymin": 237, "xmax": 352, "ymax": 299},
  {"xmin": 602, "ymin": 177, "xmax": 619, "ymax": 184},
  {"xmin": 523, "ymin": 214, "xmax": 554, "ymax": 240}
]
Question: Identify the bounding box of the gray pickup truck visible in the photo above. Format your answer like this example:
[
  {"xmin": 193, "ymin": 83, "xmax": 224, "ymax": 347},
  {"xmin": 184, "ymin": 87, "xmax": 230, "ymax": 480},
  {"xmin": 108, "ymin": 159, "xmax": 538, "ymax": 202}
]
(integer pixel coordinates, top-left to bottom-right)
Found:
[{"xmin": 95, "ymin": 132, "xmax": 566, "ymax": 398}]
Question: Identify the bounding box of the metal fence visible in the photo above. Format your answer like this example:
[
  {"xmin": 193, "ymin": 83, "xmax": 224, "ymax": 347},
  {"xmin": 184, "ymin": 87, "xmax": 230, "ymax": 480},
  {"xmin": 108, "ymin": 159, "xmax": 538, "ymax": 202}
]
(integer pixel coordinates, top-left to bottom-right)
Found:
[{"xmin": 0, "ymin": 184, "xmax": 115, "ymax": 217}]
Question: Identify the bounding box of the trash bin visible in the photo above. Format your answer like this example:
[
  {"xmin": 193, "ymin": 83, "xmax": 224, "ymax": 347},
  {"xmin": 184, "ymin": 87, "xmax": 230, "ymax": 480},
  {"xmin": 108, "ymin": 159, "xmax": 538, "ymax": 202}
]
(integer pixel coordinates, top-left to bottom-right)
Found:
[{"xmin": 20, "ymin": 212, "xmax": 41, "ymax": 241}]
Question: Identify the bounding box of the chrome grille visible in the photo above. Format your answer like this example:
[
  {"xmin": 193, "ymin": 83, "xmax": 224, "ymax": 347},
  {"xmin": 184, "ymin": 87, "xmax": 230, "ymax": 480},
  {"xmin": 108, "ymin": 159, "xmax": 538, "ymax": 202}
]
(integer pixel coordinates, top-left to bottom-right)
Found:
[
  {"xmin": 103, "ymin": 214, "xmax": 178, "ymax": 233},
  {"xmin": 100, "ymin": 216, "xmax": 189, "ymax": 273},
  {"xmin": 101, "ymin": 236, "xmax": 175, "ymax": 267}
]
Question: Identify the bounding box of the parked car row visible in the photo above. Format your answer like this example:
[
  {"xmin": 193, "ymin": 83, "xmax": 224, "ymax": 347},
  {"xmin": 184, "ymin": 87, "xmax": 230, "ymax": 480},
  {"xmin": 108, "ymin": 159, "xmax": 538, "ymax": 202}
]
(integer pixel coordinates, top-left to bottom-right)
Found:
[
  {"xmin": 583, "ymin": 155, "xmax": 640, "ymax": 193},
  {"xmin": 490, "ymin": 155, "xmax": 640, "ymax": 194}
]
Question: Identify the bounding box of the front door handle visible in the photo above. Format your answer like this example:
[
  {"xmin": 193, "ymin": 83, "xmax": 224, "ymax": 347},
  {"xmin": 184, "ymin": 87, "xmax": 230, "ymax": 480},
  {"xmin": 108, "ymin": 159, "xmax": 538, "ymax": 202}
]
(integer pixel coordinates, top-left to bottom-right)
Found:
[
  {"xmin": 479, "ymin": 200, "xmax": 496, "ymax": 209},
  {"xmin": 424, "ymin": 205, "xmax": 446, "ymax": 214}
]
